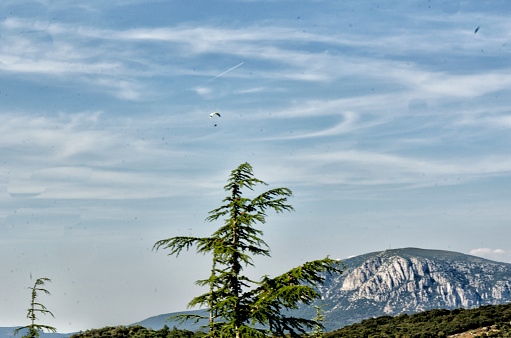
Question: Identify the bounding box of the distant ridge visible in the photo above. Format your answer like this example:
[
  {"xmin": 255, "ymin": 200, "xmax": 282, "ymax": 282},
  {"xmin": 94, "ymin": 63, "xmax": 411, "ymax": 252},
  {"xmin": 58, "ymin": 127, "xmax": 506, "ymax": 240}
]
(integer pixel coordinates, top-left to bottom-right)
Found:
[
  {"xmin": 314, "ymin": 247, "xmax": 511, "ymax": 331},
  {"xmin": 2, "ymin": 248, "xmax": 511, "ymax": 336},
  {"xmin": 0, "ymin": 327, "xmax": 72, "ymax": 338},
  {"xmin": 130, "ymin": 309, "xmax": 209, "ymax": 332}
]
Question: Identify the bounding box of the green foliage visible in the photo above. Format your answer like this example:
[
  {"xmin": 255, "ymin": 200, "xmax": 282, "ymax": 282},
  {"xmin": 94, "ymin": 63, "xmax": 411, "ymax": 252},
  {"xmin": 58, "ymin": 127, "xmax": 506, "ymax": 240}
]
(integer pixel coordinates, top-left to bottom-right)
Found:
[
  {"xmin": 324, "ymin": 303, "xmax": 511, "ymax": 338},
  {"xmin": 154, "ymin": 162, "xmax": 344, "ymax": 338},
  {"xmin": 70, "ymin": 325, "xmax": 204, "ymax": 338},
  {"xmin": 14, "ymin": 278, "xmax": 57, "ymax": 338}
]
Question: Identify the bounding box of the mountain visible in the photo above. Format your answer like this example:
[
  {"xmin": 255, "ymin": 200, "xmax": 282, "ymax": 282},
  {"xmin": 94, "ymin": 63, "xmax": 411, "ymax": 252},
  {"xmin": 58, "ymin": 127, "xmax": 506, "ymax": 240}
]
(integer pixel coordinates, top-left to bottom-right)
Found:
[
  {"xmin": 315, "ymin": 247, "xmax": 511, "ymax": 331},
  {"xmin": 130, "ymin": 309, "xmax": 209, "ymax": 332},
  {"xmin": 131, "ymin": 248, "xmax": 511, "ymax": 332},
  {"xmin": 3, "ymin": 248, "xmax": 511, "ymax": 336}
]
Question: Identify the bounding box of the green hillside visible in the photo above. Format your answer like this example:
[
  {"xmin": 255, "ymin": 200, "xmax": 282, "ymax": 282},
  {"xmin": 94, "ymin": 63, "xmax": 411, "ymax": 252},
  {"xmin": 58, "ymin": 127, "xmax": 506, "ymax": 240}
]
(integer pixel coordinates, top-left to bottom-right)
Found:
[
  {"xmin": 324, "ymin": 303, "xmax": 511, "ymax": 338},
  {"xmin": 70, "ymin": 325, "xmax": 204, "ymax": 338},
  {"xmin": 68, "ymin": 303, "xmax": 511, "ymax": 338}
]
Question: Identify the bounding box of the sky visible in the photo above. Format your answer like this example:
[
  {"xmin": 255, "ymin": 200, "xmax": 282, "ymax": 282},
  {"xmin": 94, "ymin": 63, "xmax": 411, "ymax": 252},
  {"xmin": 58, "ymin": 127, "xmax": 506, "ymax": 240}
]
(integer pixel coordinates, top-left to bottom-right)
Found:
[{"xmin": 1, "ymin": 0, "xmax": 511, "ymax": 333}]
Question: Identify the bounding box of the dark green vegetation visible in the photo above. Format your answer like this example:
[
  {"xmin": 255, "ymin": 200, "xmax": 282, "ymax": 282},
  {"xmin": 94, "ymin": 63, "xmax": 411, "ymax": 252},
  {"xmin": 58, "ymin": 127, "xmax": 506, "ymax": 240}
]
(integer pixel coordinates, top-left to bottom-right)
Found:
[
  {"xmin": 70, "ymin": 325, "xmax": 204, "ymax": 338},
  {"xmin": 324, "ymin": 303, "xmax": 511, "ymax": 338},
  {"xmin": 153, "ymin": 163, "xmax": 344, "ymax": 337},
  {"xmin": 65, "ymin": 303, "xmax": 511, "ymax": 338},
  {"xmin": 14, "ymin": 278, "xmax": 57, "ymax": 338}
]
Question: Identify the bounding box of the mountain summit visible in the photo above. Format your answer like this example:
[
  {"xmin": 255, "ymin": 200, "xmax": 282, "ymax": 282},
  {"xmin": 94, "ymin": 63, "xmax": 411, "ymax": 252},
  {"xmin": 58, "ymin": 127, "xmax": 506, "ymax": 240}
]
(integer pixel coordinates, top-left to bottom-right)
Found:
[{"xmin": 315, "ymin": 247, "xmax": 511, "ymax": 331}]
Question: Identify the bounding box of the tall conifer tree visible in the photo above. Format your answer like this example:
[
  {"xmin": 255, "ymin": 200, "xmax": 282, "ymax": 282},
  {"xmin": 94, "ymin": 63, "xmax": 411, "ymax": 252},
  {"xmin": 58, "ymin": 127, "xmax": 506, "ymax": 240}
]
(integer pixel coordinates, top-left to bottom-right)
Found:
[{"xmin": 154, "ymin": 162, "xmax": 343, "ymax": 337}]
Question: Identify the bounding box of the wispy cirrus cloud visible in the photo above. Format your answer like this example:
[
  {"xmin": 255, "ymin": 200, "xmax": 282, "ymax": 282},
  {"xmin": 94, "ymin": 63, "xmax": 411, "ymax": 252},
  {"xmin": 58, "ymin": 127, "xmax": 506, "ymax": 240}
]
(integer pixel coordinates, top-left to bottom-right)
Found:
[
  {"xmin": 280, "ymin": 149, "xmax": 511, "ymax": 188},
  {"xmin": 1, "ymin": 13, "xmax": 510, "ymax": 104},
  {"xmin": 0, "ymin": 112, "xmax": 216, "ymax": 201}
]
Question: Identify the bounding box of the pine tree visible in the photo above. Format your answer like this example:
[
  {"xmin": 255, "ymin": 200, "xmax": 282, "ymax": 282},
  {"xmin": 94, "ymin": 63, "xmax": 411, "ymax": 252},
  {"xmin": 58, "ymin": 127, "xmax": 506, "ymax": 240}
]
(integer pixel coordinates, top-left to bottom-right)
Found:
[
  {"xmin": 154, "ymin": 162, "xmax": 344, "ymax": 337},
  {"xmin": 14, "ymin": 278, "xmax": 57, "ymax": 338}
]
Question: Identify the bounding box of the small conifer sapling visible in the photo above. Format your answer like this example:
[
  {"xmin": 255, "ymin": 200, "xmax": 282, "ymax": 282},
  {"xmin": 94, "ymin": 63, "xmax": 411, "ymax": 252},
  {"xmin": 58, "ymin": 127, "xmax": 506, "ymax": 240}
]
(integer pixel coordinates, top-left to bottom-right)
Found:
[{"xmin": 14, "ymin": 277, "xmax": 57, "ymax": 338}]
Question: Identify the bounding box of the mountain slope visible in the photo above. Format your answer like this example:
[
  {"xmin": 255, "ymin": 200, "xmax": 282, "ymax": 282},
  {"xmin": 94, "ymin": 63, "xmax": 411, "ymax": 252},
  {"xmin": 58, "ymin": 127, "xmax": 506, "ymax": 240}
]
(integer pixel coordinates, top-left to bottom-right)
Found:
[
  {"xmin": 130, "ymin": 309, "xmax": 209, "ymax": 332},
  {"xmin": 315, "ymin": 247, "xmax": 511, "ymax": 331},
  {"xmin": 323, "ymin": 303, "xmax": 511, "ymax": 337}
]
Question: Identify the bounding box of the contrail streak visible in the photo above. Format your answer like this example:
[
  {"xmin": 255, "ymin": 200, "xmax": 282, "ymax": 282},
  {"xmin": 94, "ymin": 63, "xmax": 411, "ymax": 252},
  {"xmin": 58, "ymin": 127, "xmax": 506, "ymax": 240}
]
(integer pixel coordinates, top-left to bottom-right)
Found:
[{"xmin": 198, "ymin": 62, "xmax": 244, "ymax": 87}]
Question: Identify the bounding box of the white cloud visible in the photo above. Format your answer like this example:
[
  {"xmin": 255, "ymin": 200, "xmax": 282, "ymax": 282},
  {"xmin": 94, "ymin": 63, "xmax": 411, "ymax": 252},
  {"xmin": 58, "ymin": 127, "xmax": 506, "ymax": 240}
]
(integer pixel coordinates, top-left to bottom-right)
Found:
[
  {"xmin": 284, "ymin": 149, "xmax": 511, "ymax": 188},
  {"xmin": 409, "ymin": 71, "xmax": 511, "ymax": 98},
  {"xmin": 1, "ymin": 14, "xmax": 510, "ymax": 106},
  {"xmin": 7, "ymin": 185, "xmax": 47, "ymax": 198},
  {"xmin": 0, "ymin": 112, "xmax": 214, "ymax": 201},
  {"xmin": 470, "ymin": 248, "xmax": 511, "ymax": 263},
  {"xmin": 263, "ymin": 111, "xmax": 360, "ymax": 140},
  {"xmin": 0, "ymin": 112, "xmax": 118, "ymax": 161}
]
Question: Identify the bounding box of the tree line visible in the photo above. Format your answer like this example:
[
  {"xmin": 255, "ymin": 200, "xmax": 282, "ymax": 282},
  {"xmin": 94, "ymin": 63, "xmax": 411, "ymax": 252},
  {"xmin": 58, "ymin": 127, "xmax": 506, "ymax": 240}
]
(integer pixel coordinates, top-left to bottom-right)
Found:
[
  {"xmin": 70, "ymin": 325, "xmax": 203, "ymax": 338},
  {"xmin": 324, "ymin": 303, "xmax": 511, "ymax": 338}
]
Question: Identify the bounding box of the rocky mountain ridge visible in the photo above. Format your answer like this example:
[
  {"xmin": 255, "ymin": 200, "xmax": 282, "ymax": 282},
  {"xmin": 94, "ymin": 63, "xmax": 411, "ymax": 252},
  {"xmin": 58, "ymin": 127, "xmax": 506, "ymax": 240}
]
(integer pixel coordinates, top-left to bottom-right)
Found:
[{"xmin": 316, "ymin": 248, "xmax": 511, "ymax": 330}]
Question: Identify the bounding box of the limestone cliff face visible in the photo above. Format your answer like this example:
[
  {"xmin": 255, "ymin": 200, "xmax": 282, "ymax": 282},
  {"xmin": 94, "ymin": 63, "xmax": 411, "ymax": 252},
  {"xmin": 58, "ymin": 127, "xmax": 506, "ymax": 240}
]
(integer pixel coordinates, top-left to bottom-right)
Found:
[{"xmin": 314, "ymin": 248, "xmax": 511, "ymax": 331}]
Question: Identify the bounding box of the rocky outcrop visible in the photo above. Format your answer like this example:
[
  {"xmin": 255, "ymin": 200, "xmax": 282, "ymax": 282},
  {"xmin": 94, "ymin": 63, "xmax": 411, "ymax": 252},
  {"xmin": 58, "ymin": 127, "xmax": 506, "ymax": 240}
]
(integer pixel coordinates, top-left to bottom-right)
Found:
[{"xmin": 314, "ymin": 248, "xmax": 511, "ymax": 331}]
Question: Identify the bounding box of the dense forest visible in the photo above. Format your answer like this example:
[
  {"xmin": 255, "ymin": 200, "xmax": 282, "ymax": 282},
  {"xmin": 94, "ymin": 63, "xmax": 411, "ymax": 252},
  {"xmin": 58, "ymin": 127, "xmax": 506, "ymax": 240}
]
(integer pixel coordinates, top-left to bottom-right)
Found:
[
  {"xmin": 324, "ymin": 303, "xmax": 511, "ymax": 338},
  {"xmin": 70, "ymin": 325, "xmax": 205, "ymax": 338},
  {"xmin": 69, "ymin": 303, "xmax": 511, "ymax": 338}
]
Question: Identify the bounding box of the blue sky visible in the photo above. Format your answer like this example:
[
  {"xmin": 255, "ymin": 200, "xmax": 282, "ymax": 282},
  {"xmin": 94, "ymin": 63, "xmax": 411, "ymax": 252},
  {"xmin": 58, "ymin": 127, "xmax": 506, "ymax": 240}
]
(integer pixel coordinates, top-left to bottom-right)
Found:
[{"xmin": 1, "ymin": 0, "xmax": 511, "ymax": 333}]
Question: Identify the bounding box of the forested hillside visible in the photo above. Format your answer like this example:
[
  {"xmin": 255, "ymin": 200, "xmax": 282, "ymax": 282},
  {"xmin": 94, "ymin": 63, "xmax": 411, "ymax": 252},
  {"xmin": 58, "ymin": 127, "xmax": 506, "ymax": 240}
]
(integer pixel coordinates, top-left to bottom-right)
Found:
[
  {"xmin": 324, "ymin": 303, "xmax": 511, "ymax": 338},
  {"xmin": 68, "ymin": 303, "xmax": 511, "ymax": 338},
  {"xmin": 70, "ymin": 325, "xmax": 204, "ymax": 338}
]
